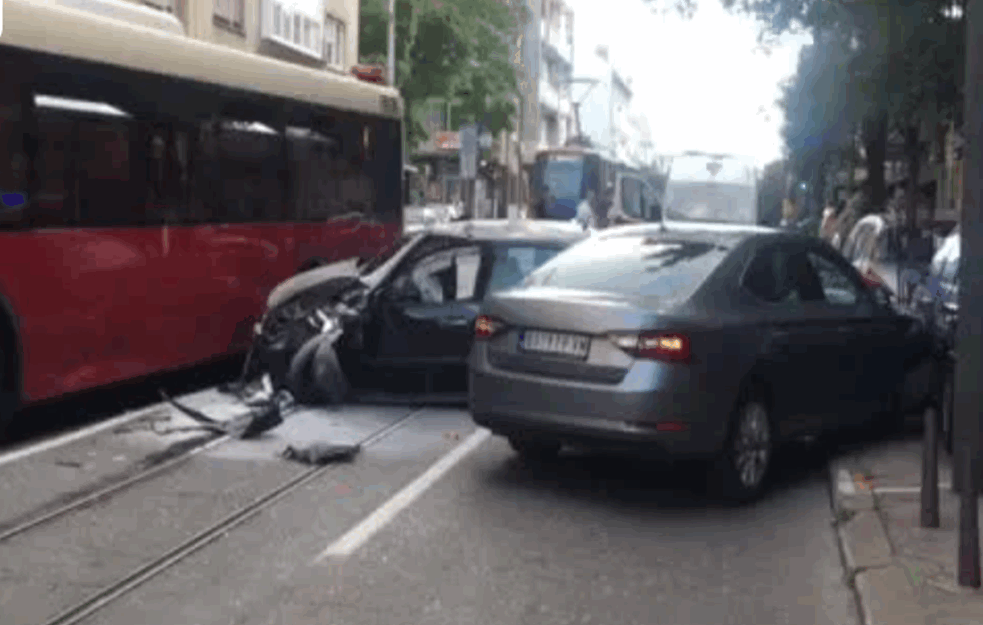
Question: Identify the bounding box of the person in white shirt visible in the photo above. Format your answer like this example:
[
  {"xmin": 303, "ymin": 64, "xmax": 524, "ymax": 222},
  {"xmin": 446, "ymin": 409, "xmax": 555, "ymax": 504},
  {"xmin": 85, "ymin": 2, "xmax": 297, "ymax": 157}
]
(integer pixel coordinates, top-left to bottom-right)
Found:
[{"xmin": 574, "ymin": 189, "xmax": 596, "ymax": 229}]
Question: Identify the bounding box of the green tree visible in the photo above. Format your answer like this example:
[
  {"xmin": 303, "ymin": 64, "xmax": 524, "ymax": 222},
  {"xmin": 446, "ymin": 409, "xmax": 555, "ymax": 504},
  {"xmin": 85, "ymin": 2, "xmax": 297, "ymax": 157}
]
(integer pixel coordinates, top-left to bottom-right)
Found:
[
  {"xmin": 359, "ymin": 0, "xmax": 527, "ymax": 150},
  {"xmin": 643, "ymin": 0, "xmax": 965, "ymax": 219}
]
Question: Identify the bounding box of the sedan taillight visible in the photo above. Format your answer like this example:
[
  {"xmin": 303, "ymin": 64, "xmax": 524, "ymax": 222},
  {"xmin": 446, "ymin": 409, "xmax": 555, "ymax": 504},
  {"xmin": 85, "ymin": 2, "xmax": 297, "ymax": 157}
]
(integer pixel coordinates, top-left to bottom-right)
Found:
[
  {"xmin": 610, "ymin": 331, "xmax": 691, "ymax": 363},
  {"xmin": 475, "ymin": 315, "xmax": 508, "ymax": 340}
]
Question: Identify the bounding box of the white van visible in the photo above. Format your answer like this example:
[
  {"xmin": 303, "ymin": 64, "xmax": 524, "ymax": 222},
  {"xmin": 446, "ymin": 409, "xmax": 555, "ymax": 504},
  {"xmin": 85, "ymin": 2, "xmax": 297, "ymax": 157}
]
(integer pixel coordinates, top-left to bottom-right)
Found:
[{"xmin": 663, "ymin": 152, "xmax": 759, "ymax": 225}]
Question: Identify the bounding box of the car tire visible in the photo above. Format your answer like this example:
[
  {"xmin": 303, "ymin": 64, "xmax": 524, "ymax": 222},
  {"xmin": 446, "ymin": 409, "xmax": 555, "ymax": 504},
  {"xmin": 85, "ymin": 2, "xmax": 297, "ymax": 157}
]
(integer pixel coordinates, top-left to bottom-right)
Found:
[
  {"xmin": 0, "ymin": 340, "xmax": 16, "ymax": 441},
  {"xmin": 711, "ymin": 397, "xmax": 774, "ymax": 504},
  {"xmin": 310, "ymin": 340, "xmax": 349, "ymax": 405},
  {"xmin": 508, "ymin": 436, "xmax": 561, "ymax": 461},
  {"xmin": 285, "ymin": 334, "xmax": 348, "ymax": 405}
]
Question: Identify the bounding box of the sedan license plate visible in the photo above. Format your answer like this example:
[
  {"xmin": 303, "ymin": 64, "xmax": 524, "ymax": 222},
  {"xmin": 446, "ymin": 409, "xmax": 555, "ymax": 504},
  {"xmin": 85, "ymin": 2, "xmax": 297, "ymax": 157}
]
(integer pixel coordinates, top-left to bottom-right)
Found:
[{"xmin": 520, "ymin": 330, "xmax": 590, "ymax": 359}]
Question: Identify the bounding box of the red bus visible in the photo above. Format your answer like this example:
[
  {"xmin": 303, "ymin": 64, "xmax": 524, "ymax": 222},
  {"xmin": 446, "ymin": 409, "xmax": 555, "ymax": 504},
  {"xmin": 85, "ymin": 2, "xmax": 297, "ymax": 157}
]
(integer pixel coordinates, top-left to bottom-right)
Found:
[{"xmin": 0, "ymin": 0, "xmax": 405, "ymax": 433}]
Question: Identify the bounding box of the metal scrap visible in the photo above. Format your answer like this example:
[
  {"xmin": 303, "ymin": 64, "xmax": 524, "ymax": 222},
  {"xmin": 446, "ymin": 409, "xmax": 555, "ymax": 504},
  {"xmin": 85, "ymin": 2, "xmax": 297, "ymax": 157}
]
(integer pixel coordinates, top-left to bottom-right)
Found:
[
  {"xmin": 158, "ymin": 389, "xmax": 291, "ymax": 439},
  {"xmin": 281, "ymin": 442, "xmax": 361, "ymax": 466}
]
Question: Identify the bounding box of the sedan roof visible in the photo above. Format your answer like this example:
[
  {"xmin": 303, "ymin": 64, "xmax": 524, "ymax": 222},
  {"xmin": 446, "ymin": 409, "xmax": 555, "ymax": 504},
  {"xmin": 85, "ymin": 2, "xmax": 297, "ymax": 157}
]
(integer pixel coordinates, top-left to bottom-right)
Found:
[
  {"xmin": 596, "ymin": 220, "xmax": 783, "ymax": 248},
  {"xmin": 424, "ymin": 219, "xmax": 591, "ymax": 245}
]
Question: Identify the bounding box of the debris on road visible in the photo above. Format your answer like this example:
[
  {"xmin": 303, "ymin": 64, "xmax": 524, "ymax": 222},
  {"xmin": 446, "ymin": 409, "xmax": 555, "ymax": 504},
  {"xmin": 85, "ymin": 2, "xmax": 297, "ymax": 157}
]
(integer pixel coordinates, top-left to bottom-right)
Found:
[
  {"xmin": 281, "ymin": 442, "xmax": 361, "ymax": 466},
  {"xmin": 159, "ymin": 389, "xmax": 290, "ymax": 439}
]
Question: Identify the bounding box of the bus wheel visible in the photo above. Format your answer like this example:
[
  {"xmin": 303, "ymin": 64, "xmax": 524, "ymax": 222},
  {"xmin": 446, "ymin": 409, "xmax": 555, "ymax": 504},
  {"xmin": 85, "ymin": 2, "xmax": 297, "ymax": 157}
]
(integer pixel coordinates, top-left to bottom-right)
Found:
[{"xmin": 0, "ymin": 341, "xmax": 15, "ymax": 440}]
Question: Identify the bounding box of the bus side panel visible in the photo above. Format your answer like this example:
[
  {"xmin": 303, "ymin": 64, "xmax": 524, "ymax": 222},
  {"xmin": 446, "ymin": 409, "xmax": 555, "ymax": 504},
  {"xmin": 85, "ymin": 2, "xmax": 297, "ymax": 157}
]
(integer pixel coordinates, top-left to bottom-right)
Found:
[{"xmin": 2, "ymin": 229, "xmax": 167, "ymax": 402}]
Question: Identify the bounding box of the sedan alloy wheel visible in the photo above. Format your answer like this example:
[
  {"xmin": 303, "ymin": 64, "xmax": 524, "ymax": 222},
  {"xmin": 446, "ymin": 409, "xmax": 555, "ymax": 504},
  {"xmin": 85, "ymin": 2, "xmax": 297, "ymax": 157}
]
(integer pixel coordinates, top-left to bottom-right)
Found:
[{"xmin": 714, "ymin": 400, "xmax": 774, "ymax": 503}]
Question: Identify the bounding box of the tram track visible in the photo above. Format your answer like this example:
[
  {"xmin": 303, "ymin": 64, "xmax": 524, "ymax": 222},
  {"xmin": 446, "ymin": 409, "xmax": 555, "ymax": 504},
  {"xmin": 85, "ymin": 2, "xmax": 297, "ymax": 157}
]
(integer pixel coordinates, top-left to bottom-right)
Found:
[
  {"xmin": 0, "ymin": 431, "xmax": 230, "ymax": 545},
  {"xmin": 25, "ymin": 408, "xmax": 421, "ymax": 625}
]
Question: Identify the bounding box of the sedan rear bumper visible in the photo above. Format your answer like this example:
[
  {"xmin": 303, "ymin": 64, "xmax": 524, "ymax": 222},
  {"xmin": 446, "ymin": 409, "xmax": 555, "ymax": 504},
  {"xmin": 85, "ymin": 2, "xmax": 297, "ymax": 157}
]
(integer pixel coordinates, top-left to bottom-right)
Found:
[{"xmin": 469, "ymin": 370, "xmax": 728, "ymax": 460}]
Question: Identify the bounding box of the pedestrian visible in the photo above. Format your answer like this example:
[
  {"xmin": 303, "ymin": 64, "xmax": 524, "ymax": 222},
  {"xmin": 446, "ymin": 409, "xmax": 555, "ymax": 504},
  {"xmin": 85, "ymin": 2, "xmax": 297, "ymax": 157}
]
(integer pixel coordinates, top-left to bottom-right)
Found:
[{"xmin": 575, "ymin": 189, "xmax": 596, "ymax": 229}]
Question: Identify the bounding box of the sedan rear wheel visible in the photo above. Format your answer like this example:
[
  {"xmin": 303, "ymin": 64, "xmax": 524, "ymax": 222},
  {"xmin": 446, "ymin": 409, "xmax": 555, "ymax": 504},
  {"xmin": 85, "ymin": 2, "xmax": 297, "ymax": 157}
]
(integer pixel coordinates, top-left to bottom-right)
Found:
[
  {"xmin": 714, "ymin": 400, "xmax": 773, "ymax": 503},
  {"xmin": 508, "ymin": 436, "xmax": 561, "ymax": 461}
]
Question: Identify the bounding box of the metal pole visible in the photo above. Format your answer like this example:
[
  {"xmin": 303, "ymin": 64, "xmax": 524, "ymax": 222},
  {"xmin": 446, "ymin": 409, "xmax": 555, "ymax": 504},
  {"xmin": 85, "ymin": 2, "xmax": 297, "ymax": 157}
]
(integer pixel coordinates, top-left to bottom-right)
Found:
[
  {"xmin": 922, "ymin": 405, "xmax": 940, "ymax": 528},
  {"xmin": 386, "ymin": 0, "xmax": 396, "ymax": 87},
  {"xmin": 956, "ymin": 0, "xmax": 982, "ymax": 589}
]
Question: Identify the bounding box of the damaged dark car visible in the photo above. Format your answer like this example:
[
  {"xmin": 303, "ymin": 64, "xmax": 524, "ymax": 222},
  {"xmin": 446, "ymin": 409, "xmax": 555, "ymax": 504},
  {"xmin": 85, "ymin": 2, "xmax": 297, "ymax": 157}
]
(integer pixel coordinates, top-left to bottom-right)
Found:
[{"xmin": 240, "ymin": 220, "xmax": 590, "ymax": 403}]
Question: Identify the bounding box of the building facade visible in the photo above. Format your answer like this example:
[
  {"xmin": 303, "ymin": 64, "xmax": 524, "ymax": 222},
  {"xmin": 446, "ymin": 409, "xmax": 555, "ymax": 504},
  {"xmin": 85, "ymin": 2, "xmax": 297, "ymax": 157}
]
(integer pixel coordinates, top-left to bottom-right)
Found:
[
  {"xmin": 576, "ymin": 45, "xmax": 639, "ymax": 165},
  {"xmin": 55, "ymin": 0, "xmax": 360, "ymax": 76}
]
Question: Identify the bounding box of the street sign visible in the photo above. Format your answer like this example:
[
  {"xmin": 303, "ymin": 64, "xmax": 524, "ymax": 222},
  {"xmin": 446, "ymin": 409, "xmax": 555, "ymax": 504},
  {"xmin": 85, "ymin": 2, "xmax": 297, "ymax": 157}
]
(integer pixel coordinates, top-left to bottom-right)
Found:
[
  {"xmin": 460, "ymin": 124, "xmax": 478, "ymax": 180},
  {"xmin": 479, "ymin": 132, "xmax": 493, "ymax": 149}
]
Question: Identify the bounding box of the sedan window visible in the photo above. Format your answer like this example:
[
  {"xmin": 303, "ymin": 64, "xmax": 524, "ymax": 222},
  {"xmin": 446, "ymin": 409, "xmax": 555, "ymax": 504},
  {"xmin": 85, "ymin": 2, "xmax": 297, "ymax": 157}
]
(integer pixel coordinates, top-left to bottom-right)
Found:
[
  {"xmin": 391, "ymin": 246, "xmax": 483, "ymax": 305},
  {"xmin": 806, "ymin": 251, "xmax": 862, "ymax": 307},
  {"xmin": 524, "ymin": 235, "xmax": 730, "ymax": 305},
  {"xmin": 486, "ymin": 244, "xmax": 564, "ymax": 294}
]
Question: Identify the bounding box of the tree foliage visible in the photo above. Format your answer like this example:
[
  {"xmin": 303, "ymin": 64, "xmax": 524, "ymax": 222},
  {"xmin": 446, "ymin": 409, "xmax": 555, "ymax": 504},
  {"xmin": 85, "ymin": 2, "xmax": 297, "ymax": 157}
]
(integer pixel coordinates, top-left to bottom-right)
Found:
[
  {"xmin": 642, "ymin": 0, "xmax": 966, "ymax": 216},
  {"xmin": 359, "ymin": 0, "xmax": 527, "ymax": 149}
]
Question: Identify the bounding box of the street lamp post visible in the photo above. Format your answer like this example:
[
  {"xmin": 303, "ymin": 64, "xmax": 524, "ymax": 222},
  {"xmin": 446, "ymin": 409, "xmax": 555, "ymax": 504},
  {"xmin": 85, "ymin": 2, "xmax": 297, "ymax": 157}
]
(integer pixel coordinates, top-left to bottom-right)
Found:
[{"xmin": 956, "ymin": 0, "xmax": 981, "ymax": 589}]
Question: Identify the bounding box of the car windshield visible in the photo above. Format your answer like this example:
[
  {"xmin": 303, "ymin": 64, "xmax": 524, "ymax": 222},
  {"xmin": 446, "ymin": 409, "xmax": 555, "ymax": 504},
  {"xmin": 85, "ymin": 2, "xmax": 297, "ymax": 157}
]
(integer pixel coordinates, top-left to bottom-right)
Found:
[
  {"xmin": 359, "ymin": 234, "xmax": 415, "ymax": 276},
  {"xmin": 523, "ymin": 235, "xmax": 731, "ymax": 306},
  {"xmin": 664, "ymin": 181, "xmax": 758, "ymax": 224},
  {"xmin": 663, "ymin": 155, "xmax": 758, "ymax": 224},
  {"xmin": 486, "ymin": 243, "xmax": 566, "ymax": 293}
]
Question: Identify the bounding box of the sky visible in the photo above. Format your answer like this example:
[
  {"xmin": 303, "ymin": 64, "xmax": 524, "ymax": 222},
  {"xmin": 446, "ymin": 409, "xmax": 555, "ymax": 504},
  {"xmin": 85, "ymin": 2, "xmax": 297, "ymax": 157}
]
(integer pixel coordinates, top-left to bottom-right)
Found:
[{"xmin": 567, "ymin": 0, "xmax": 813, "ymax": 166}]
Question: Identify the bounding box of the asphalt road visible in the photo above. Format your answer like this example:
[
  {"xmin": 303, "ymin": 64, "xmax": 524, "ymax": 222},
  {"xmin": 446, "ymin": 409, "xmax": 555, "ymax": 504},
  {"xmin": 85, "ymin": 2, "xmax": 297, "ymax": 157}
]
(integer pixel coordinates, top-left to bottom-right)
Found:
[{"xmin": 14, "ymin": 405, "xmax": 860, "ymax": 625}]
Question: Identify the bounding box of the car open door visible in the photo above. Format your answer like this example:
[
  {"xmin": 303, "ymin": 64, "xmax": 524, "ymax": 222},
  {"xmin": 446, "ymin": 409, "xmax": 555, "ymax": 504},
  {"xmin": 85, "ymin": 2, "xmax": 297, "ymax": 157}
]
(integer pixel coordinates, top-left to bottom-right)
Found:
[{"xmin": 367, "ymin": 243, "xmax": 487, "ymax": 370}]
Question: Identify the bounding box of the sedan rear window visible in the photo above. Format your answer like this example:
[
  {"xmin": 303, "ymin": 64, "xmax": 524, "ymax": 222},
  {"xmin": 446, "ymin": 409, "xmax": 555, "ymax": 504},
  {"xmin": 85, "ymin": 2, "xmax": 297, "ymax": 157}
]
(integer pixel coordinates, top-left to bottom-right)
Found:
[
  {"xmin": 487, "ymin": 244, "xmax": 565, "ymax": 293},
  {"xmin": 523, "ymin": 236, "xmax": 731, "ymax": 303}
]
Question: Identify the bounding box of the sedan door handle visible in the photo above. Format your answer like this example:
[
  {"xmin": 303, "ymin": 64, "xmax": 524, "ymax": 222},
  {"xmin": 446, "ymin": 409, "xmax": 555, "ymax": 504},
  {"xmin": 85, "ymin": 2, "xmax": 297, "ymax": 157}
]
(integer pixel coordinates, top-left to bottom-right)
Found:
[
  {"xmin": 770, "ymin": 329, "xmax": 790, "ymax": 339},
  {"xmin": 837, "ymin": 326, "xmax": 854, "ymax": 334},
  {"xmin": 441, "ymin": 316, "xmax": 471, "ymax": 327}
]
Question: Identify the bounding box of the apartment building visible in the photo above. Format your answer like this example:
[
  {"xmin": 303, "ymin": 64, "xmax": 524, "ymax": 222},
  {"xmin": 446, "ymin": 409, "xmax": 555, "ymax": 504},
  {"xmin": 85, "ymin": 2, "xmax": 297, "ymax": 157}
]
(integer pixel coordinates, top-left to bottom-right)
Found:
[
  {"xmin": 53, "ymin": 0, "xmax": 359, "ymax": 75},
  {"xmin": 576, "ymin": 45, "xmax": 637, "ymax": 164}
]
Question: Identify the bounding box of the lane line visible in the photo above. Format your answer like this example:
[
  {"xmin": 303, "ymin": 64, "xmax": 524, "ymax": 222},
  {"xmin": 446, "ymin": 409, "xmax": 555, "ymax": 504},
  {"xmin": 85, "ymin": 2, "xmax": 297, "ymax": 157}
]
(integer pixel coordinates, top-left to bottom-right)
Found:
[
  {"xmin": 0, "ymin": 402, "xmax": 173, "ymax": 468},
  {"xmin": 313, "ymin": 428, "xmax": 491, "ymax": 563}
]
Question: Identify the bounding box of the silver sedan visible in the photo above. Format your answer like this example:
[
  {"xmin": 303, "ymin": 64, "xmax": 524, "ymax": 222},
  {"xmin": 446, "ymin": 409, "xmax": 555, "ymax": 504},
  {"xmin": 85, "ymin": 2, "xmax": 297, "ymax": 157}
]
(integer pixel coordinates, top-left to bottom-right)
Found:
[{"xmin": 469, "ymin": 222, "xmax": 937, "ymax": 502}]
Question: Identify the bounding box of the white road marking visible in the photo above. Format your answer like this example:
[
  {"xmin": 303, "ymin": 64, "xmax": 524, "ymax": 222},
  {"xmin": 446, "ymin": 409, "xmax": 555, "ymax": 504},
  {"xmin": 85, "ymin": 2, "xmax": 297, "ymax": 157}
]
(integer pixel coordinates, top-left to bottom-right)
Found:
[
  {"xmin": 314, "ymin": 428, "xmax": 491, "ymax": 563},
  {"xmin": 0, "ymin": 402, "xmax": 172, "ymax": 468},
  {"xmin": 837, "ymin": 469, "xmax": 857, "ymax": 495}
]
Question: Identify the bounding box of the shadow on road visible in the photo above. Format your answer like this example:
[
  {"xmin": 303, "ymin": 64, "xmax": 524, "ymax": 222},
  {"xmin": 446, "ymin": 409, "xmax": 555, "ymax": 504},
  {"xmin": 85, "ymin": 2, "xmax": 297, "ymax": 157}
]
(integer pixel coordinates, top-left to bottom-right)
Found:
[{"xmin": 481, "ymin": 413, "xmax": 927, "ymax": 514}]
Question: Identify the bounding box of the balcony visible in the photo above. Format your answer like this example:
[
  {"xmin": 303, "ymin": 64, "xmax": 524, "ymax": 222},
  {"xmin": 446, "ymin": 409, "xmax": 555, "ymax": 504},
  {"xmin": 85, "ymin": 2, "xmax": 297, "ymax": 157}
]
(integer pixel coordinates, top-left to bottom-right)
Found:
[{"xmin": 540, "ymin": 24, "xmax": 573, "ymax": 65}]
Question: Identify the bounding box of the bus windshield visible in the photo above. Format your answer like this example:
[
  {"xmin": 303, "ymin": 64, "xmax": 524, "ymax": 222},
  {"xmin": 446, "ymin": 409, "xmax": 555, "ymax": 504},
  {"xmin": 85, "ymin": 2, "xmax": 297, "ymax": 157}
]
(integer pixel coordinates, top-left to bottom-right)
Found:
[
  {"xmin": 531, "ymin": 154, "xmax": 588, "ymax": 220},
  {"xmin": 664, "ymin": 154, "xmax": 758, "ymax": 224},
  {"xmin": 538, "ymin": 159, "xmax": 584, "ymax": 202}
]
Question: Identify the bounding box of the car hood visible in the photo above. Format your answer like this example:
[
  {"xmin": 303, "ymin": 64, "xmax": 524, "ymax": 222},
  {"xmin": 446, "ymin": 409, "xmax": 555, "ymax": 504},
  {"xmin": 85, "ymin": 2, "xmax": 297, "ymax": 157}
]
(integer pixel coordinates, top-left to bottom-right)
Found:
[{"xmin": 266, "ymin": 257, "xmax": 363, "ymax": 310}]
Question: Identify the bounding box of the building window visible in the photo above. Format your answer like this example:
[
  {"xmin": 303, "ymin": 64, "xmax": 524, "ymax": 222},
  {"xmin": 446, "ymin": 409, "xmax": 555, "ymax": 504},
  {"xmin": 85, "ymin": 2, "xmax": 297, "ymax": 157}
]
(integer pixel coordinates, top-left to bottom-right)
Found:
[
  {"xmin": 214, "ymin": 0, "xmax": 245, "ymax": 31},
  {"xmin": 324, "ymin": 15, "xmax": 346, "ymax": 69}
]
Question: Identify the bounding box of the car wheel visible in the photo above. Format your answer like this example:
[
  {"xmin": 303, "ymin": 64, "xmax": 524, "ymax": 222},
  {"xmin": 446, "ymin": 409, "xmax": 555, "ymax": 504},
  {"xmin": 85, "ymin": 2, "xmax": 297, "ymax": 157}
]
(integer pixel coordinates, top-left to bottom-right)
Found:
[
  {"xmin": 942, "ymin": 372, "xmax": 954, "ymax": 455},
  {"xmin": 285, "ymin": 335, "xmax": 348, "ymax": 405},
  {"xmin": 0, "ymin": 341, "xmax": 14, "ymax": 441},
  {"xmin": 508, "ymin": 436, "xmax": 561, "ymax": 461},
  {"xmin": 712, "ymin": 398, "xmax": 774, "ymax": 503}
]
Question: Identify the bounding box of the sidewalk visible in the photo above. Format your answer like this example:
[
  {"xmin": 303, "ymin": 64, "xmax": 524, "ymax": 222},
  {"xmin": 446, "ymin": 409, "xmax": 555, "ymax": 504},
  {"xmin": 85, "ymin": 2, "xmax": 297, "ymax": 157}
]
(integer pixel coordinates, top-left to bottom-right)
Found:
[{"xmin": 830, "ymin": 436, "xmax": 983, "ymax": 624}]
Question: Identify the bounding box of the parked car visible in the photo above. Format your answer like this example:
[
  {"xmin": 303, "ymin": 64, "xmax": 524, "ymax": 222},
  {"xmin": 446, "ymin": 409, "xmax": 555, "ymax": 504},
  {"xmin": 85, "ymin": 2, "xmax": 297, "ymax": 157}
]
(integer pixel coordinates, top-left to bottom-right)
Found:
[
  {"xmin": 912, "ymin": 226, "xmax": 960, "ymax": 453},
  {"xmin": 246, "ymin": 220, "xmax": 590, "ymax": 402},
  {"xmin": 841, "ymin": 213, "xmax": 934, "ymax": 299},
  {"xmin": 469, "ymin": 221, "xmax": 938, "ymax": 502}
]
